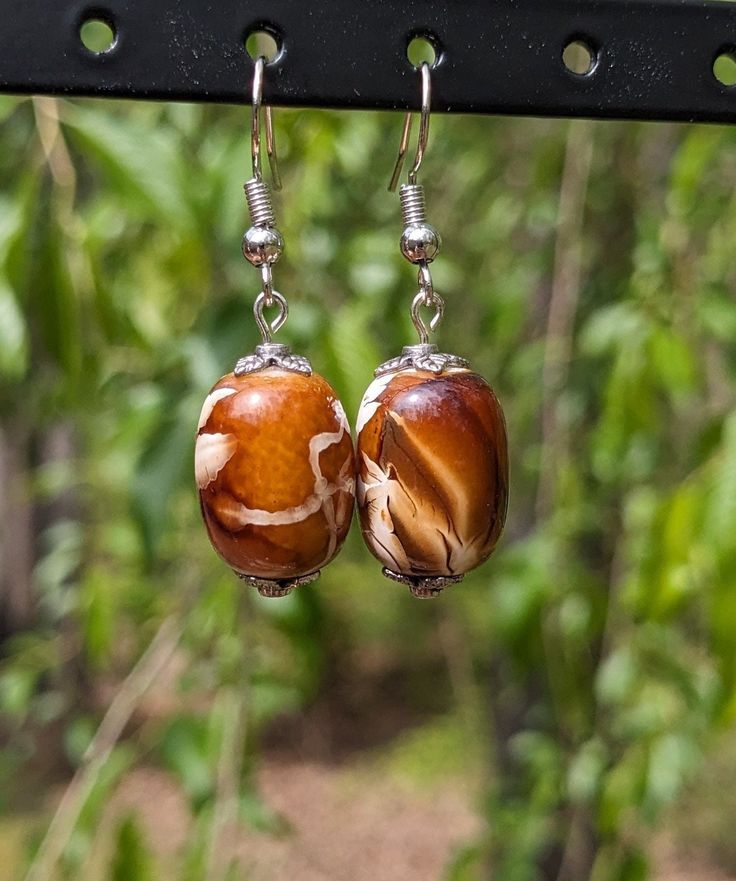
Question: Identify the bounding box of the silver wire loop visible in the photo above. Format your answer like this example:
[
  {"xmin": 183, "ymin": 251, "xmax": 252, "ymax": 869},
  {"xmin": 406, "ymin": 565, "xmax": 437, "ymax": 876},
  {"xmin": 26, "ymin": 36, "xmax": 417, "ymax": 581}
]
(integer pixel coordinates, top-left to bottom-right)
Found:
[
  {"xmin": 251, "ymin": 56, "xmax": 282, "ymax": 190},
  {"xmin": 246, "ymin": 58, "xmax": 288, "ymax": 343},
  {"xmin": 411, "ymin": 289, "xmax": 444, "ymax": 345},
  {"xmin": 389, "ymin": 62, "xmax": 431, "ymax": 192},
  {"xmin": 417, "ymin": 263, "xmax": 434, "ymax": 304},
  {"xmin": 254, "ymin": 290, "xmax": 288, "ymax": 343},
  {"xmin": 261, "ymin": 264, "xmax": 274, "ymax": 306}
]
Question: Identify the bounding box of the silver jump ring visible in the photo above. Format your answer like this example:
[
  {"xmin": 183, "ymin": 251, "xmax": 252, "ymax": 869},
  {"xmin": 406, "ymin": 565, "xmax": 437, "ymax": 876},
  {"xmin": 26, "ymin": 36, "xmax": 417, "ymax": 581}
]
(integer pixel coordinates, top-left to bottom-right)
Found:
[
  {"xmin": 254, "ymin": 290, "xmax": 288, "ymax": 343},
  {"xmin": 411, "ymin": 289, "xmax": 444, "ymax": 345}
]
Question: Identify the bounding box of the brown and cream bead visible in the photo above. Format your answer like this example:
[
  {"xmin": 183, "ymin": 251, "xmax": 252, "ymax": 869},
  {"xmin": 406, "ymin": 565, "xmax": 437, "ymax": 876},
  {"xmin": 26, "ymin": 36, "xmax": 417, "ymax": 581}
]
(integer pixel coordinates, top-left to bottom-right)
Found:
[
  {"xmin": 356, "ymin": 364, "xmax": 508, "ymax": 597},
  {"xmin": 196, "ymin": 367, "xmax": 356, "ymax": 597}
]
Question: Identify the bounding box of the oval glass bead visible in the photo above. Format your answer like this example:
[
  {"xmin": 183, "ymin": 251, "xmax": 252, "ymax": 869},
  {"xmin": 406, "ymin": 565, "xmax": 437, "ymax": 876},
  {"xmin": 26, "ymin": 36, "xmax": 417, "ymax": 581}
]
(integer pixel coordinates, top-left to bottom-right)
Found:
[
  {"xmin": 195, "ymin": 368, "xmax": 356, "ymax": 595},
  {"xmin": 356, "ymin": 367, "xmax": 508, "ymax": 596}
]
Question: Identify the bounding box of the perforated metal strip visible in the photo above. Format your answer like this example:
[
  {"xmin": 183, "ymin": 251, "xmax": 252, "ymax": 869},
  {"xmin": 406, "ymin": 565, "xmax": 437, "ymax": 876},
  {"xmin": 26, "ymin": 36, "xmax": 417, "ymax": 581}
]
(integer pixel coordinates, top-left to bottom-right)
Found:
[{"xmin": 1, "ymin": 0, "xmax": 736, "ymax": 122}]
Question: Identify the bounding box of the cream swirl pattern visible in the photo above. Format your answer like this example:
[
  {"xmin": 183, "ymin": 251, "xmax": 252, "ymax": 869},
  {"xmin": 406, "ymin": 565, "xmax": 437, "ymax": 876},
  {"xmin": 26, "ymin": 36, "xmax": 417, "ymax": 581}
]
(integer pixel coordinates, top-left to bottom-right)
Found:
[
  {"xmin": 196, "ymin": 368, "xmax": 356, "ymax": 583},
  {"xmin": 356, "ymin": 367, "xmax": 508, "ymax": 593}
]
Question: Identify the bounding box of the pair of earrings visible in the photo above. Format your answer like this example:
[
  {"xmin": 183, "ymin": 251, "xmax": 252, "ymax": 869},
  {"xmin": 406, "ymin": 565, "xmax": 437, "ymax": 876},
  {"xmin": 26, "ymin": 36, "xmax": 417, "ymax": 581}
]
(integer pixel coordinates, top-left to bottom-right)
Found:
[{"xmin": 195, "ymin": 59, "xmax": 509, "ymax": 599}]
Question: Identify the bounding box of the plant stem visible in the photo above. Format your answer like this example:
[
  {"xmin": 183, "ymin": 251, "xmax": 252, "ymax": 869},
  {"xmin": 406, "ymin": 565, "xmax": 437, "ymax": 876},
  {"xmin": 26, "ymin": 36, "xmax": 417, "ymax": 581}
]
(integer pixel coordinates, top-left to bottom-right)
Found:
[
  {"xmin": 24, "ymin": 616, "xmax": 182, "ymax": 881},
  {"xmin": 536, "ymin": 119, "xmax": 595, "ymax": 520}
]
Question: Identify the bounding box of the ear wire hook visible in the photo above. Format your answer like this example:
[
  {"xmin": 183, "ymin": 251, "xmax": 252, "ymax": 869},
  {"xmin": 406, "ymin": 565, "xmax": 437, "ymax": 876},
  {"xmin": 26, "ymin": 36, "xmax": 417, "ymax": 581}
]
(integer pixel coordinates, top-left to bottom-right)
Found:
[
  {"xmin": 251, "ymin": 56, "xmax": 282, "ymax": 190},
  {"xmin": 388, "ymin": 61, "xmax": 431, "ymax": 192}
]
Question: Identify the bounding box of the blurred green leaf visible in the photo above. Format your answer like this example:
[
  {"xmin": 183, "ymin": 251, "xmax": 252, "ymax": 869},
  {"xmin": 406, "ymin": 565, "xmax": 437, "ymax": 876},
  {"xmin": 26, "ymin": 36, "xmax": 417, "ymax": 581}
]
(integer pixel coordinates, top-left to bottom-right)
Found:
[
  {"xmin": 63, "ymin": 105, "xmax": 194, "ymax": 230},
  {"xmin": 110, "ymin": 814, "xmax": 155, "ymax": 881},
  {"xmin": 131, "ymin": 402, "xmax": 195, "ymax": 563},
  {"xmin": 80, "ymin": 567, "xmax": 117, "ymax": 669},
  {"xmin": 63, "ymin": 714, "xmax": 96, "ymax": 766},
  {"xmin": 0, "ymin": 277, "xmax": 27, "ymax": 378},
  {"xmin": 159, "ymin": 716, "xmax": 213, "ymax": 809}
]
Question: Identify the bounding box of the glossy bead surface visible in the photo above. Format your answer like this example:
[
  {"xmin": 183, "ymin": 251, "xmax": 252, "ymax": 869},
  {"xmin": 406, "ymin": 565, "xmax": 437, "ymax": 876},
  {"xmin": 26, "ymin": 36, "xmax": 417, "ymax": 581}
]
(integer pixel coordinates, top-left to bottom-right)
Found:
[
  {"xmin": 196, "ymin": 368, "xmax": 355, "ymax": 583},
  {"xmin": 356, "ymin": 368, "xmax": 508, "ymax": 584}
]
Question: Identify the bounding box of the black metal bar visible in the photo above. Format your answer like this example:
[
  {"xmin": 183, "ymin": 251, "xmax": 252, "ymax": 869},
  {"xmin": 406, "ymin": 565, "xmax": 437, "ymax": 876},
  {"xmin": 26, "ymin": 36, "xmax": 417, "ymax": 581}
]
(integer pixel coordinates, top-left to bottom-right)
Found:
[{"xmin": 2, "ymin": 0, "xmax": 736, "ymax": 122}]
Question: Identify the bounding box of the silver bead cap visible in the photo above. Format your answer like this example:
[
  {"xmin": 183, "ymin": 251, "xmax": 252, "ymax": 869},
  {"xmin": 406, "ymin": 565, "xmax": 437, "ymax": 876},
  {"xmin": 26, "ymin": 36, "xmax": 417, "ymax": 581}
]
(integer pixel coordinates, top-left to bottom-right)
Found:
[
  {"xmin": 238, "ymin": 570, "xmax": 320, "ymax": 598},
  {"xmin": 382, "ymin": 567, "xmax": 465, "ymax": 599},
  {"xmin": 234, "ymin": 343, "xmax": 312, "ymax": 376},
  {"xmin": 374, "ymin": 344, "xmax": 469, "ymax": 377}
]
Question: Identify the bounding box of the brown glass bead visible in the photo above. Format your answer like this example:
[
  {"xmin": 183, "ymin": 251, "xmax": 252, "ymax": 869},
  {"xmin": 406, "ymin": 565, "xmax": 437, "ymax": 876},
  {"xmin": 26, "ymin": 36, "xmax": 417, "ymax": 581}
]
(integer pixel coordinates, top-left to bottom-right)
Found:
[
  {"xmin": 195, "ymin": 368, "xmax": 355, "ymax": 588},
  {"xmin": 356, "ymin": 368, "xmax": 508, "ymax": 589}
]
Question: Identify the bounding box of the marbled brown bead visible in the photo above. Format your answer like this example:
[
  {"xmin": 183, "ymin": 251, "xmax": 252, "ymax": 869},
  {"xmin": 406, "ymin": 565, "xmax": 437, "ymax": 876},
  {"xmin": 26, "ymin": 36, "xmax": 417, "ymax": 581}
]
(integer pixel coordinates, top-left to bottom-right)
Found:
[
  {"xmin": 195, "ymin": 368, "xmax": 355, "ymax": 582},
  {"xmin": 356, "ymin": 368, "xmax": 508, "ymax": 581}
]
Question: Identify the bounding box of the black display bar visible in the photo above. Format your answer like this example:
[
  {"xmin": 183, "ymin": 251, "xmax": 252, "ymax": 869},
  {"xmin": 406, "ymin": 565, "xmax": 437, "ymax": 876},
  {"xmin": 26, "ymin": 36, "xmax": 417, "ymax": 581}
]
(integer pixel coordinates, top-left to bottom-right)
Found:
[{"xmin": 1, "ymin": 0, "xmax": 736, "ymax": 122}]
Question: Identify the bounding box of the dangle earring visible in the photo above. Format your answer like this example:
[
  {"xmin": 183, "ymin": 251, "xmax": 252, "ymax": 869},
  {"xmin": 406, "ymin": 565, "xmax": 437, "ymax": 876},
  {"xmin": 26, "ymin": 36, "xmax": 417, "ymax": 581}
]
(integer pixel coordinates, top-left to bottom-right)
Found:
[
  {"xmin": 356, "ymin": 63, "xmax": 509, "ymax": 598},
  {"xmin": 195, "ymin": 58, "xmax": 356, "ymax": 597}
]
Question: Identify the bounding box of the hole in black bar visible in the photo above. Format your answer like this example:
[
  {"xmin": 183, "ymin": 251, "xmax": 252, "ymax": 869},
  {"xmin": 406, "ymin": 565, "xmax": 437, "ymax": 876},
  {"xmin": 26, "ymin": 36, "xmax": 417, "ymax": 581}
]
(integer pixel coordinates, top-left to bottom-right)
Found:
[
  {"xmin": 407, "ymin": 35, "xmax": 438, "ymax": 68},
  {"xmin": 245, "ymin": 29, "xmax": 280, "ymax": 63},
  {"xmin": 562, "ymin": 38, "xmax": 596, "ymax": 76},
  {"xmin": 79, "ymin": 16, "xmax": 116, "ymax": 54},
  {"xmin": 714, "ymin": 50, "xmax": 736, "ymax": 86}
]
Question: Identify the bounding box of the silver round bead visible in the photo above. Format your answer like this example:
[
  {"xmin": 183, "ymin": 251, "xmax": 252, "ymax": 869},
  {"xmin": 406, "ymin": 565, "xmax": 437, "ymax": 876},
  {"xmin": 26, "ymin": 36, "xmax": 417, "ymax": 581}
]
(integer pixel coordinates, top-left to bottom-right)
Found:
[
  {"xmin": 400, "ymin": 223, "xmax": 441, "ymax": 264},
  {"xmin": 242, "ymin": 226, "xmax": 284, "ymax": 266}
]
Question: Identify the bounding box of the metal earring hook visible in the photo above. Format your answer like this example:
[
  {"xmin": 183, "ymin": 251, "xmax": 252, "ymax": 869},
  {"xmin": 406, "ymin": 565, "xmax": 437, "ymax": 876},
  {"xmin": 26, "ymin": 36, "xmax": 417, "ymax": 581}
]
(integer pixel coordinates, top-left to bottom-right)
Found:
[
  {"xmin": 251, "ymin": 56, "xmax": 282, "ymax": 190},
  {"xmin": 388, "ymin": 61, "xmax": 432, "ymax": 192}
]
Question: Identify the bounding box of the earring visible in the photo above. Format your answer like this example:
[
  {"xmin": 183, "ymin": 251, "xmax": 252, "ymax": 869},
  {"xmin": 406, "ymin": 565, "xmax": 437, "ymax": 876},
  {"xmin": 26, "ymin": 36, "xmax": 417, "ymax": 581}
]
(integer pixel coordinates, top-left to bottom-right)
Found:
[
  {"xmin": 195, "ymin": 58, "xmax": 356, "ymax": 598},
  {"xmin": 356, "ymin": 63, "xmax": 509, "ymax": 599}
]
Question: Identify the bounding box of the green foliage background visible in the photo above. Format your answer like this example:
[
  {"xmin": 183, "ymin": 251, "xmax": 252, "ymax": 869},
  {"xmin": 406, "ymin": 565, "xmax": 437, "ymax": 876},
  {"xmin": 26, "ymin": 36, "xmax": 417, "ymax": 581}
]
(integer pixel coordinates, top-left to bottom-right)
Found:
[{"xmin": 2, "ymin": 89, "xmax": 736, "ymax": 880}]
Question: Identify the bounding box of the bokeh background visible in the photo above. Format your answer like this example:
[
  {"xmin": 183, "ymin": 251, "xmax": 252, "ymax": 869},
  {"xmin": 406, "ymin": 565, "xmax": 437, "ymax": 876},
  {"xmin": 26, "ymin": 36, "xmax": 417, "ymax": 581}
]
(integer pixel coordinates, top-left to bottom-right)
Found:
[{"xmin": 4, "ymin": 42, "xmax": 736, "ymax": 881}]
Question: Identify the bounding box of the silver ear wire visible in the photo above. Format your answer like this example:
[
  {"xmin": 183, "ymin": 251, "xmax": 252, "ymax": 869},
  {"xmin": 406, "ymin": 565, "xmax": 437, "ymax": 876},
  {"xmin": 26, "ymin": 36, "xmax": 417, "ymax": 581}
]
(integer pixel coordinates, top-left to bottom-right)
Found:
[
  {"xmin": 241, "ymin": 56, "xmax": 296, "ymax": 353},
  {"xmin": 388, "ymin": 61, "xmax": 431, "ymax": 192},
  {"xmin": 387, "ymin": 62, "xmax": 447, "ymax": 347},
  {"xmin": 251, "ymin": 56, "xmax": 282, "ymax": 190}
]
